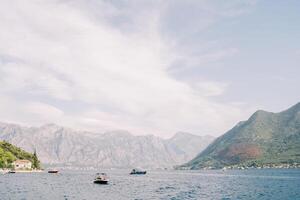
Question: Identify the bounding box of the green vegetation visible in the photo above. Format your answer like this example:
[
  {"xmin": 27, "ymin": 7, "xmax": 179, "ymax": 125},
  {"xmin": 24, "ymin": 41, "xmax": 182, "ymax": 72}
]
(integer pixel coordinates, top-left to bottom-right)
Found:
[
  {"xmin": 181, "ymin": 102, "xmax": 300, "ymax": 169},
  {"xmin": 0, "ymin": 140, "xmax": 41, "ymax": 169},
  {"xmin": 32, "ymin": 149, "xmax": 41, "ymax": 169}
]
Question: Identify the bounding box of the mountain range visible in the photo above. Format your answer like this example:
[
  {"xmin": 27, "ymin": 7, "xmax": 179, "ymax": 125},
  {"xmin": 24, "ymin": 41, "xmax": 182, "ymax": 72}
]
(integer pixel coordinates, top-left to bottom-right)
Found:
[
  {"xmin": 0, "ymin": 122, "xmax": 214, "ymax": 168},
  {"xmin": 2, "ymin": 102, "xmax": 299, "ymax": 170},
  {"xmin": 181, "ymin": 102, "xmax": 300, "ymax": 169}
]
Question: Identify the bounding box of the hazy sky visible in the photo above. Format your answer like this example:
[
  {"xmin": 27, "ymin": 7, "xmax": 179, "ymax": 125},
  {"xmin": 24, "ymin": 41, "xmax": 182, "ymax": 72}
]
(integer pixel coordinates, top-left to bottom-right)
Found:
[{"xmin": 0, "ymin": 0, "xmax": 299, "ymax": 137}]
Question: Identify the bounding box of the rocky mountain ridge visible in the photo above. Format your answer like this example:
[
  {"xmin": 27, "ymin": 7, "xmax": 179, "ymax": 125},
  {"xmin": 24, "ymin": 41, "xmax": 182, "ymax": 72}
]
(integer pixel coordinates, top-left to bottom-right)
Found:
[
  {"xmin": 0, "ymin": 122, "xmax": 214, "ymax": 168},
  {"xmin": 181, "ymin": 102, "xmax": 300, "ymax": 169}
]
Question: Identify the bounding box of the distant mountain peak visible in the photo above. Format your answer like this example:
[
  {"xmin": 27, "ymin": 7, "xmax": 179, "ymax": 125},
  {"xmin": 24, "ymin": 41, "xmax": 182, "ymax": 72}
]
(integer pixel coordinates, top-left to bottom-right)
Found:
[{"xmin": 253, "ymin": 109, "xmax": 272, "ymax": 116}]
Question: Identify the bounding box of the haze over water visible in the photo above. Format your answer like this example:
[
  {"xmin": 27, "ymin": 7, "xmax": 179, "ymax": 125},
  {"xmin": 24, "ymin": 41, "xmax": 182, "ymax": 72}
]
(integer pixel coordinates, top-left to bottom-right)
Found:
[{"xmin": 1, "ymin": 169, "xmax": 299, "ymax": 200}]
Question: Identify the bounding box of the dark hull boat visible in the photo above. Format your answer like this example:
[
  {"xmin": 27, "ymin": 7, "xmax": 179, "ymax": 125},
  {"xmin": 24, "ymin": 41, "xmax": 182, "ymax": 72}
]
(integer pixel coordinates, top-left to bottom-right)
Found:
[
  {"xmin": 94, "ymin": 173, "xmax": 109, "ymax": 184},
  {"xmin": 130, "ymin": 169, "xmax": 147, "ymax": 175},
  {"xmin": 93, "ymin": 179, "xmax": 109, "ymax": 184},
  {"xmin": 48, "ymin": 170, "xmax": 59, "ymax": 173}
]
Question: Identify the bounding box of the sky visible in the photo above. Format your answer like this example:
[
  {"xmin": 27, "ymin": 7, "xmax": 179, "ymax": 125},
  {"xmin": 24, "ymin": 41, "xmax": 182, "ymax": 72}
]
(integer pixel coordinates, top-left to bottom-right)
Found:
[{"xmin": 0, "ymin": 0, "xmax": 299, "ymax": 138}]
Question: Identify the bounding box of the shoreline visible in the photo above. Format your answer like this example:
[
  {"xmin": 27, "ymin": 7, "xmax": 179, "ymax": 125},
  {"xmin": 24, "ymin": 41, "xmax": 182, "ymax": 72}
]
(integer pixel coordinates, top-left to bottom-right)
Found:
[{"xmin": 0, "ymin": 169, "xmax": 44, "ymax": 173}]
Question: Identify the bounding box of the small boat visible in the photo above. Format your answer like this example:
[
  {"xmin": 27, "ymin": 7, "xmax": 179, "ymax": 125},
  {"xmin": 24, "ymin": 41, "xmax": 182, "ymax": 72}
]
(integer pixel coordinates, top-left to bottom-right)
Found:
[
  {"xmin": 48, "ymin": 170, "xmax": 59, "ymax": 173},
  {"xmin": 8, "ymin": 170, "xmax": 16, "ymax": 174},
  {"xmin": 94, "ymin": 173, "xmax": 109, "ymax": 184},
  {"xmin": 130, "ymin": 168, "xmax": 147, "ymax": 175}
]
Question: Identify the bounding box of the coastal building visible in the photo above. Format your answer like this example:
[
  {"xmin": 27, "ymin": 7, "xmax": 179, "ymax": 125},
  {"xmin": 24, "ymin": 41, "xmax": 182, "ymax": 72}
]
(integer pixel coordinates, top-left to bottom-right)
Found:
[{"xmin": 12, "ymin": 160, "xmax": 32, "ymax": 170}]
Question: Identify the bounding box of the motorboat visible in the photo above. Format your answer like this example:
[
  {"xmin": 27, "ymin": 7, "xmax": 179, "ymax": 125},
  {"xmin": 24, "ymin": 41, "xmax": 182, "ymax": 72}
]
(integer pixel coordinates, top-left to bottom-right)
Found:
[
  {"xmin": 48, "ymin": 170, "xmax": 59, "ymax": 173},
  {"xmin": 94, "ymin": 173, "xmax": 109, "ymax": 184},
  {"xmin": 130, "ymin": 168, "xmax": 147, "ymax": 175}
]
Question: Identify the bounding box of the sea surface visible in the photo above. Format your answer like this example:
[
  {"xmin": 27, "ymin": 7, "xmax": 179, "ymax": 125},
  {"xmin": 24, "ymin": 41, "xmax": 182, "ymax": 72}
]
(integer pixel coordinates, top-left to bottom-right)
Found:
[{"xmin": 0, "ymin": 169, "xmax": 299, "ymax": 200}]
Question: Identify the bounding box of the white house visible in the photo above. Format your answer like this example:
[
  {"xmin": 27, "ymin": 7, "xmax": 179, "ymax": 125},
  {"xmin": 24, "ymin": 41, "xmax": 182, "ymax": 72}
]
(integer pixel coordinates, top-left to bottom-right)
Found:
[{"xmin": 12, "ymin": 160, "xmax": 32, "ymax": 170}]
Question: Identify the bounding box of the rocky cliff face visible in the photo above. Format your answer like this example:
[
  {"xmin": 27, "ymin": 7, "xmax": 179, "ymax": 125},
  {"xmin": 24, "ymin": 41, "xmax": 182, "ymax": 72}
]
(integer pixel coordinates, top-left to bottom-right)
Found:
[{"xmin": 0, "ymin": 122, "xmax": 214, "ymax": 168}]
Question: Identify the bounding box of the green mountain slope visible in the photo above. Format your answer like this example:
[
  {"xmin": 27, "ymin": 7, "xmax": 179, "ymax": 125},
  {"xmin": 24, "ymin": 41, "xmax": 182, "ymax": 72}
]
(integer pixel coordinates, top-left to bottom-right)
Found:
[
  {"xmin": 181, "ymin": 102, "xmax": 300, "ymax": 169},
  {"xmin": 0, "ymin": 141, "xmax": 41, "ymax": 169}
]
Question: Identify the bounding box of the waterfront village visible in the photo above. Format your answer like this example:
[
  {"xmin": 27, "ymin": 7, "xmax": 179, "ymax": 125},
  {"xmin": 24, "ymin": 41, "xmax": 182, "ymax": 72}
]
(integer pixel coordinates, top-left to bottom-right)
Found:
[{"xmin": 222, "ymin": 163, "xmax": 300, "ymax": 170}]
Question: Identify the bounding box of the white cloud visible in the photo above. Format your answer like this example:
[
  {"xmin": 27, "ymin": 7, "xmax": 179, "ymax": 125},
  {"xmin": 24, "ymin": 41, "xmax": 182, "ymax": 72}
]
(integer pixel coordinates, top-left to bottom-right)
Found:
[{"xmin": 0, "ymin": 0, "xmax": 256, "ymax": 137}]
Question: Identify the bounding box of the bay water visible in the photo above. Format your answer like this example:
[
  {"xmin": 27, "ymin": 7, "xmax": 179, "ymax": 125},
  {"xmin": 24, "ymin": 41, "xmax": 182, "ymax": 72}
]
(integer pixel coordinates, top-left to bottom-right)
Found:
[{"xmin": 0, "ymin": 169, "xmax": 299, "ymax": 200}]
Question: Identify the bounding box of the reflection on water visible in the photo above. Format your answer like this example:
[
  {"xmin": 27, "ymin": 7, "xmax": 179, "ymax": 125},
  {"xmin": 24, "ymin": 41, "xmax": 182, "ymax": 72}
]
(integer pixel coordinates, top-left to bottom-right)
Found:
[{"xmin": 0, "ymin": 169, "xmax": 299, "ymax": 200}]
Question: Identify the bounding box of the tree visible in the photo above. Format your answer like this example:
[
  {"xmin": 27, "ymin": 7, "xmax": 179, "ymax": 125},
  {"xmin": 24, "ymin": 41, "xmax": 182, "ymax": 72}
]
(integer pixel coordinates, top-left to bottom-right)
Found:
[{"xmin": 32, "ymin": 149, "xmax": 41, "ymax": 169}]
